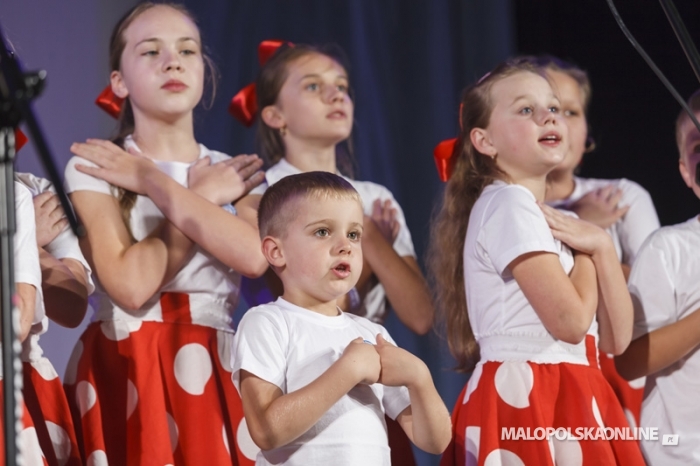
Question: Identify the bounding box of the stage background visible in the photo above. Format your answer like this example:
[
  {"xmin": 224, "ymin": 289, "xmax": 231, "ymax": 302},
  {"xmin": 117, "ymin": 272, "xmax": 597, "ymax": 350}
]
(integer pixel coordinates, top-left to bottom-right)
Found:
[{"xmin": 4, "ymin": 1, "xmax": 700, "ymax": 464}]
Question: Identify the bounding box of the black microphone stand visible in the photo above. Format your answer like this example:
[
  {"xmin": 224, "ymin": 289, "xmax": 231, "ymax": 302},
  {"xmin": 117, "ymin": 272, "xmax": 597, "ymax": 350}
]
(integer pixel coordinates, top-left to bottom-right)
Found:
[{"xmin": 0, "ymin": 22, "xmax": 82, "ymax": 466}]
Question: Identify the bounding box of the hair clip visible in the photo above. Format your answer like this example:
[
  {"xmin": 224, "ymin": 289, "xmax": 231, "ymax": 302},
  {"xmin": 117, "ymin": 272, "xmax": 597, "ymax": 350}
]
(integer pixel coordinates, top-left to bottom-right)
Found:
[
  {"xmin": 14, "ymin": 128, "xmax": 28, "ymax": 152},
  {"xmin": 229, "ymin": 40, "xmax": 294, "ymax": 127},
  {"xmin": 433, "ymin": 138, "xmax": 458, "ymax": 182},
  {"xmin": 95, "ymin": 85, "xmax": 124, "ymax": 119}
]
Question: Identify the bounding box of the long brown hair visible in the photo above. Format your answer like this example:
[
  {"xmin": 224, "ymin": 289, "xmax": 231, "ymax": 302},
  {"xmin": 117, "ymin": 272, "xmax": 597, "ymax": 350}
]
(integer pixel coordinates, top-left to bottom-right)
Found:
[
  {"xmin": 428, "ymin": 59, "xmax": 543, "ymax": 372},
  {"xmin": 255, "ymin": 44, "xmax": 356, "ymax": 178},
  {"xmin": 108, "ymin": 2, "xmax": 216, "ymax": 238}
]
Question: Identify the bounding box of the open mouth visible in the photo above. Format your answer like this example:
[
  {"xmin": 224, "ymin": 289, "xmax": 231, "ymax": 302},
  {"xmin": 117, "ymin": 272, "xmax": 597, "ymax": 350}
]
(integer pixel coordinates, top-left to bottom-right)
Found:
[
  {"xmin": 332, "ymin": 262, "xmax": 351, "ymax": 277},
  {"xmin": 539, "ymin": 132, "xmax": 562, "ymax": 145},
  {"xmin": 327, "ymin": 110, "xmax": 347, "ymax": 119}
]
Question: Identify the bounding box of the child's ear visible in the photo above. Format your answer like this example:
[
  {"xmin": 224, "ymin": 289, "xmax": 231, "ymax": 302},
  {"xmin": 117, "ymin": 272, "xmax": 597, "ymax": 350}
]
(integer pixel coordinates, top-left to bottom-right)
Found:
[
  {"xmin": 679, "ymin": 157, "xmax": 695, "ymax": 188},
  {"xmin": 470, "ymin": 128, "xmax": 497, "ymax": 158},
  {"xmin": 110, "ymin": 70, "xmax": 129, "ymax": 99},
  {"xmin": 261, "ymin": 236, "xmax": 285, "ymax": 268},
  {"xmin": 261, "ymin": 105, "xmax": 286, "ymax": 130}
]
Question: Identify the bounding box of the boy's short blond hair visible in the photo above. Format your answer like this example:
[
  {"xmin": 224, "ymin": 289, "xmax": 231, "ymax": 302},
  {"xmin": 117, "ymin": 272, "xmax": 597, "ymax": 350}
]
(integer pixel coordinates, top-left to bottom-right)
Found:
[
  {"xmin": 676, "ymin": 89, "xmax": 700, "ymax": 156},
  {"xmin": 258, "ymin": 171, "xmax": 363, "ymax": 238}
]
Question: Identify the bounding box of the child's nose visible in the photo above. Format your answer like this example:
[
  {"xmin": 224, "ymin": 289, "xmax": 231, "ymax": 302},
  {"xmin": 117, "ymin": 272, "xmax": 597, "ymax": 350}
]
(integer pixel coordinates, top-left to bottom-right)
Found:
[{"xmin": 163, "ymin": 51, "xmax": 183, "ymax": 72}]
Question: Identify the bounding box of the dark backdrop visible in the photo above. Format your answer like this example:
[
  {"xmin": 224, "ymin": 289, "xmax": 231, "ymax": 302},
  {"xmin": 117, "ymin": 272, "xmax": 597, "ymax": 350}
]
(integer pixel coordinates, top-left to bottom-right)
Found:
[
  {"xmin": 516, "ymin": 0, "xmax": 700, "ymax": 226},
  {"xmin": 181, "ymin": 2, "xmax": 514, "ymax": 464}
]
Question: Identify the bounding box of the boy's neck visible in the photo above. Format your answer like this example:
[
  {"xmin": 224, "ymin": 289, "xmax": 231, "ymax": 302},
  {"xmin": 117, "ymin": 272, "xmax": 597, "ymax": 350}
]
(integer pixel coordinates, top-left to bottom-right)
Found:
[
  {"xmin": 283, "ymin": 139, "xmax": 338, "ymax": 174},
  {"xmin": 281, "ymin": 290, "xmax": 341, "ymax": 317},
  {"xmin": 131, "ymin": 112, "xmax": 200, "ymax": 163},
  {"xmin": 545, "ymin": 169, "xmax": 576, "ymax": 202}
]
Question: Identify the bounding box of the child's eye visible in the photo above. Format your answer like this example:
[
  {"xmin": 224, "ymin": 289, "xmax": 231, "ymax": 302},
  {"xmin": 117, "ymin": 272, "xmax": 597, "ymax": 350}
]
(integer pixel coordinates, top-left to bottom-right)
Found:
[
  {"xmin": 142, "ymin": 50, "xmax": 158, "ymax": 57},
  {"xmin": 548, "ymin": 106, "xmax": 560, "ymax": 114},
  {"xmin": 519, "ymin": 107, "xmax": 533, "ymax": 115},
  {"xmin": 337, "ymin": 84, "xmax": 349, "ymax": 93},
  {"xmin": 306, "ymin": 83, "xmax": 319, "ymax": 91},
  {"xmin": 315, "ymin": 228, "xmax": 330, "ymax": 237},
  {"xmin": 348, "ymin": 231, "xmax": 360, "ymax": 241},
  {"xmin": 180, "ymin": 49, "xmax": 197, "ymax": 56},
  {"xmin": 563, "ymin": 109, "xmax": 579, "ymax": 117}
]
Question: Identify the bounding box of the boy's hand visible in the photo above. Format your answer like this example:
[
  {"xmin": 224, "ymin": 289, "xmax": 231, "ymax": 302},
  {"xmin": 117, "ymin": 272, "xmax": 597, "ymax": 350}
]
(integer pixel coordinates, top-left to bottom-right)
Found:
[
  {"xmin": 374, "ymin": 334, "xmax": 429, "ymax": 388},
  {"xmin": 341, "ymin": 337, "xmax": 381, "ymax": 385}
]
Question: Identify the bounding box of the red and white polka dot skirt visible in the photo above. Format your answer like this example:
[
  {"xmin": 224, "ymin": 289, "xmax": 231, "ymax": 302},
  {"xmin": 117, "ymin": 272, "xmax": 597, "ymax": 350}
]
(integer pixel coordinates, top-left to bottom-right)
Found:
[
  {"xmin": 63, "ymin": 293, "xmax": 259, "ymax": 465},
  {"xmin": 0, "ymin": 380, "xmax": 49, "ymax": 465},
  {"xmin": 440, "ymin": 336, "xmax": 645, "ymax": 466},
  {"xmin": 22, "ymin": 358, "xmax": 81, "ymax": 466},
  {"xmin": 598, "ymin": 353, "xmax": 644, "ymax": 430}
]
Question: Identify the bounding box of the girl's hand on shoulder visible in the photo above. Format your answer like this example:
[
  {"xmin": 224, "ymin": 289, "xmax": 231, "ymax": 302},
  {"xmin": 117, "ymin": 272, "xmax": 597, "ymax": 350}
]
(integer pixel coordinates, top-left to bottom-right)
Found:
[
  {"xmin": 374, "ymin": 334, "xmax": 429, "ymax": 389},
  {"xmin": 188, "ymin": 154, "xmax": 264, "ymax": 205},
  {"xmin": 33, "ymin": 191, "xmax": 68, "ymax": 247},
  {"xmin": 569, "ymin": 186, "xmax": 630, "ymax": 229},
  {"xmin": 341, "ymin": 337, "xmax": 381, "ymax": 385},
  {"xmin": 365, "ymin": 199, "xmax": 399, "ymax": 245},
  {"xmin": 71, "ymin": 139, "xmax": 156, "ymax": 194},
  {"xmin": 538, "ymin": 202, "xmax": 612, "ymax": 256}
]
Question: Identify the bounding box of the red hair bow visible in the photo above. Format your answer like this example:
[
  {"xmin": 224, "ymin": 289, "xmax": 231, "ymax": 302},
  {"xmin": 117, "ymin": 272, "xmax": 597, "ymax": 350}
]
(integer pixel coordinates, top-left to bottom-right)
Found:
[
  {"xmin": 14, "ymin": 128, "xmax": 28, "ymax": 152},
  {"xmin": 433, "ymin": 138, "xmax": 458, "ymax": 182},
  {"xmin": 229, "ymin": 40, "xmax": 293, "ymax": 127},
  {"xmin": 95, "ymin": 85, "xmax": 124, "ymax": 119}
]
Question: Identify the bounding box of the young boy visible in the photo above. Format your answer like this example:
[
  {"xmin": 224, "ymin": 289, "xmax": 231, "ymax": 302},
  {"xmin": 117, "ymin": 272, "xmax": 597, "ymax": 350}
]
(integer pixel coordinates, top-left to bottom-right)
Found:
[
  {"xmin": 231, "ymin": 172, "xmax": 451, "ymax": 465},
  {"xmin": 615, "ymin": 90, "xmax": 700, "ymax": 463}
]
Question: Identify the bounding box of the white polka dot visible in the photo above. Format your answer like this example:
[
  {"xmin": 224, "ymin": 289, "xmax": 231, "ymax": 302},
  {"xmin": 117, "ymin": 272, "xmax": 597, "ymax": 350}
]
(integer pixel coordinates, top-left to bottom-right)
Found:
[
  {"xmin": 76, "ymin": 381, "xmax": 97, "ymax": 416},
  {"xmin": 173, "ymin": 343, "xmax": 212, "ymax": 395},
  {"xmin": 46, "ymin": 421, "xmax": 71, "ymax": 466},
  {"xmin": 236, "ymin": 418, "xmax": 260, "ymax": 460},
  {"xmin": 167, "ymin": 412, "xmax": 178, "ymax": 453},
  {"xmin": 64, "ymin": 340, "xmax": 83, "ymax": 385},
  {"xmin": 126, "ymin": 380, "xmax": 138, "ymax": 420},
  {"xmin": 605, "ymin": 352, "xmax": 614, "ymax": 359},
  {"xmin": 552, "ymin": 437, "xmax": 583, "ymax": 466},
  {"xmin": 19, "ymin": 427, "xmax": 44, "ymax": 466},
  {"xmin": 86, "ymin": 449, "xmax": 108, "ymax": 466},
  {"xmin": 494, "ymin": 362, "xmax": 534, "ymax": 409},
  {"xmin": 484, "ymin": 448, "xmax": 525, "ymax": 466},
  {"xmin": 217, "ymin": 331, "xmax": 233, "ymax": 373},
  {"xmin": 591, "ymin": 396, "xmax": 605, "ymax": 429},
  {"xmin": 465, "ymin": 426, "xmax": 480, "ymax": 466},
  {"xmin": 624, "ymin": 408, "xmax": 637, "ymax": 430},
  {"xmin": 628, "ymin": 376, "xmax": 646, "ymax": 390},
  {"xmin": 100, "ymin": 320, "xmax": 142, "ymax": 341},
  {"xmin": 31, "ymin": 358, "xmax": 59, "ymax": 381},
  {"xmin": 463, "ymin": 364, "xmax": 483, "ymax": 404}
]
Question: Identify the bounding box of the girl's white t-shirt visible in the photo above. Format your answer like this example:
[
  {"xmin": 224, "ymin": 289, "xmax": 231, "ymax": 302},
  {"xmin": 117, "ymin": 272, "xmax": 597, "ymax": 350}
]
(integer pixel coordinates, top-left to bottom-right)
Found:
[
  {"xmin": 64, "ymin": 136, "xmax": 241, "ymax": 331},
  {"xmin": 465, "ymin": 181, "xmax": 597, "ymax": 364}
]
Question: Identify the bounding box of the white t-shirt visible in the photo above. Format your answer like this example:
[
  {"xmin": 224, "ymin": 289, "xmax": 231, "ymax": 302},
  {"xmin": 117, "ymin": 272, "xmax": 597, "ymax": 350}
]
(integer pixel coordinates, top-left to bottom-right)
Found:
[
  {"xmin": 248, "ymin": 158, "xmax": 416, "ymax": 323},
  {"xmin": 547, "ymin": 177, "xmax": 659, "ymax": 265},
  {"xmin": 628, "ymin": 217, "xmax": 700, "ymax": 463},
  {"xmin": 64, "ymin": 136, "xmax": 241, "ymax": 331},
  {"xmin": 14, "ymin": 181, "xmax": 42, "ymax": 313},
  {"xmin": 231, "ymin": 298, "xmax": 411, "ymax": 466},
  {"xmin": 466, "ymin": 181, "xmax": 597, "ymax": 365},
  {"xmin": 16, "ymin": 172, "xmax": 96, "ymax": 361}
]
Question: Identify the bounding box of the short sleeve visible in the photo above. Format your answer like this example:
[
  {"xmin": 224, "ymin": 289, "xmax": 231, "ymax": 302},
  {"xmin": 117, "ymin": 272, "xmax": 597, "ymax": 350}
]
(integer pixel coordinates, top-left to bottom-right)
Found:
[
  {"xmin": 628, "ymin": 237, "xmax": 676, "ymax": 340},
  {"xmin": 231, "ymin": 307, "xmax": 289, "ymax": 394},
  {"xmin": 64, "ymin": 156, "xmax": 114, "ymax": 195},
  {"xmin": 480, "ymin": 186, "xmax": 558, "ymax": 275},
  {"xmin": 617, "ymin": 179, "xmax": 660, "ymax": 265},
  {"xmin": 377, "ymin": 327, "xmax": 412, "ymax": 420},
  {"xmin": 14, "ymin": 182, "xmax": 41, "ymax": 289}
]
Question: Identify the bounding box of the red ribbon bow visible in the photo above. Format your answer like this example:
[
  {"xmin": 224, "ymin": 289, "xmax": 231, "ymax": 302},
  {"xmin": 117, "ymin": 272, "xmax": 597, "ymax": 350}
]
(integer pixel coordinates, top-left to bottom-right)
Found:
[
  {"xmin": 433, "ymin": 104, "xmax": 464, "ymax": 181},
  {"xmin": 95, "ymin": 85, "xmax": 124, "ymax": 119},
  {"xmin": 229, "ymin": 40, "xmax": 293, "ymax": 127},
  {"xmin": 433, "ymin": 138, "xmax": 458, "ymax": 182},
  {"xmin": 14, "ymin": 128, "xmax": 28, "ymax": 152}
]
